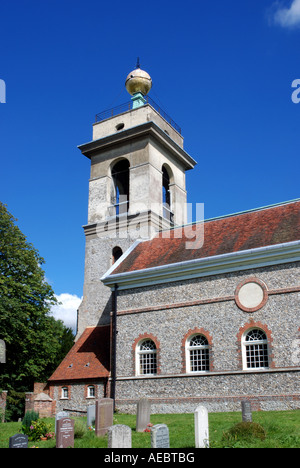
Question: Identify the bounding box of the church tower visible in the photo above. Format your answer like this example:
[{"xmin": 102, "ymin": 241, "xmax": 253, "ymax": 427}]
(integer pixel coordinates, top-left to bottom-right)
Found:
[{"xmin": 76, "ymin": 63, "xmax": 196, "ymax": 338}]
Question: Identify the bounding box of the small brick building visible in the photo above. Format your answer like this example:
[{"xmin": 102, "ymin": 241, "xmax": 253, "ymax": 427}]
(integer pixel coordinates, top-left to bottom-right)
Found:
[
  {"xmin": 48, "ymin": 65, "xmax": 300, "ymax": 415},
  {"xmin": 48, "ymin": 326, "xmax": 110, "ymax": 414}
]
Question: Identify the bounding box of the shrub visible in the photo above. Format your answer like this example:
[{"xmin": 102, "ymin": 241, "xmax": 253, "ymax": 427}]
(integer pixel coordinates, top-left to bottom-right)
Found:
[
  {"xmin": 22, "ymin": 410, "xmax": 39, "ymax": 430},
  {"xmin": 22, "ymin": 418, "xmax": 53, "ymax": 441},
  {"xmin": 5, "ymin": 390, "xmax": 25, "ymax": 421},
  {"xmin": 222, "ymin": 422, "xmax": 266, "ymax": 444},
  {"xmin": 74, "ymin": 419, "xmax": 87, "ymax": 439}
]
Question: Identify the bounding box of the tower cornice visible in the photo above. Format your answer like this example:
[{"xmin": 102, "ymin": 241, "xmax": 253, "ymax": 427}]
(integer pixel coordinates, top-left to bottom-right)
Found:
[{"xmin": 78, "ymin": 120, "xmax": 197, "ymax": 170}]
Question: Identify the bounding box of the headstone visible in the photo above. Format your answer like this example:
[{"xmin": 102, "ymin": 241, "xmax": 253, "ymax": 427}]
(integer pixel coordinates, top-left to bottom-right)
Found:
[
  {"xmin": 107, "ymin": 424, "xmax": 132, "ymax": 448},
  {"xmin": 0, "ymin": 339, "xmax": 6, "ymax": 363},
  {"xmin": 55, "ymin": 411, "xmax": 69, "ymax": 434},
  {"xmin": 87, "ymin": 404, "xmax": 96, "ymax": 427},
  {"xmin": 9, "ymin": 434, "xmax": 28, "ymax": 449},
  {"xmin": 95, "ymin": 398, "xmax": 114, "ymax": 437},
  {"xmin": 241, "ymin": 400, "xmax": 252, "ymax": 422},
  {"xmin": 194, "ymin": 405, "xmax": 209, "ymax": 448},
  {"xmin": 136, "ymin": 398, "xmax": 151, "ymax": 432},
  {"xmin": 56, "ymin": 417, "xmax": 74, "ymax": 449},
  {"xmin": 151, "ymin": 424, "xmax": 170, "ymax": 448}
]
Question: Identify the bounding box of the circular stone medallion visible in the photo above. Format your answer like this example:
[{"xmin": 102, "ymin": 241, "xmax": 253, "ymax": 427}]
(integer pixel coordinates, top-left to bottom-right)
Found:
[{"xmin": 235, "ymin": 278, "xmax": 268, "ymax": 312}]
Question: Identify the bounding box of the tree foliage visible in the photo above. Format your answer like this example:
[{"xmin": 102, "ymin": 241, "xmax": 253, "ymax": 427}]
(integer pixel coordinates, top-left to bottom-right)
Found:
[{"xmin": 0, "ymin": 202, "xmax": 74, "ymax": 395}]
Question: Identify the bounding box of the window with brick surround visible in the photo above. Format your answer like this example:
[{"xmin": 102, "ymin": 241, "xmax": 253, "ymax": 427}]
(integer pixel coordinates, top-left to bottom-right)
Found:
[
  {"xmin": 61, "ymin": 387, "xmax": 69, "ymax": 399},
  {"xmin": 186, "ymin": 334, "xmax": 210, "ymax": 373},
  {"xmin": 242, "ymin": 328, "xmax": 269, "ymax": 370},
  {"xmin": 87, "ymin": 385, "xmax": 95, "ymax": 398},
  {"xmin": 136, "ymin": 339, "xmax": 157, "ymax": 376}
]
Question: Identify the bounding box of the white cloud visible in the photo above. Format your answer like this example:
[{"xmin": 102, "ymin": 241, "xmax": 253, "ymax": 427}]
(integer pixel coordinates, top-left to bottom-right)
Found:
[
  {"xmin": 50, "ymin": 293, "xmax": 82, "ymax": 333},
  {"xmin": 272, "ymin": 0, "xmax": 300, "ymax": 28}
]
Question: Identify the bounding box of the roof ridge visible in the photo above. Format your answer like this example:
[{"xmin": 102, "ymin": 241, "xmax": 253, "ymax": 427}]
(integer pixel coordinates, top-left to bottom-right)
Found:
[{"xmin": 160, "ymin": 198, "xmax": 300, "ymax": 233}]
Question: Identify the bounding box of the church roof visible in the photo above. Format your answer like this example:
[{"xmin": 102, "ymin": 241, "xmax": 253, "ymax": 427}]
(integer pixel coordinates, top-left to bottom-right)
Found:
[
  {"xmin": 48, "ymin": 326, "xmax": 110, "ymax": 382},
  {"xmin": 111, "ymin": 199, "xmax": 300, "ymax": 275}
]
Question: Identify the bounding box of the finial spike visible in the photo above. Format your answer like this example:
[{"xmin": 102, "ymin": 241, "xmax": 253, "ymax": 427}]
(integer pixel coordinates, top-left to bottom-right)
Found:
[{"xmin": 136, "ymin": 57, "xmax": 140, "ymax": 69}]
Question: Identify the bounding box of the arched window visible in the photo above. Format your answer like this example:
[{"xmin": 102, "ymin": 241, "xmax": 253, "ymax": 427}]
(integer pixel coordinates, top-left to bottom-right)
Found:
[
  {"xmin": 87, "ymin": 385, "xmax": 95, "ymax": 398},
  {"xmin": 186, "ymin": 334, "xmax": 210, "ymax": 373},
  {"xmin": 111, "ymin": 159, "xmax": 130, "ymax": 215},
  {"xmin": 112, "ymin": 246, "xmax": 123, "ymax": 264},
  {"xmin": 242, "ymin": 328, "xmax": 269, "ymax": 370},
  {"xmin": 61, "ymin": 387, "xmax": 69, "ymax": 399},
  {"xmin": 162, "ymin": 165, "xmax": 173, "ymax": 223},
  {"xmin": 136, "ymin": 339, "xmax": 157, "ymax": 376}
]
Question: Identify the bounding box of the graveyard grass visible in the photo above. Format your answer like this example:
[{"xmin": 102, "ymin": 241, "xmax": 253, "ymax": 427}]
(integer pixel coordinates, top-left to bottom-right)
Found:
[{"xmin": 0, "ymin": 410, "xmax": 299, "ymax": 448}]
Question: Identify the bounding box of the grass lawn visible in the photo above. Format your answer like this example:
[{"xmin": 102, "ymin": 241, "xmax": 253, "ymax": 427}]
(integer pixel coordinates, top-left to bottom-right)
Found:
[{"xmin": 0, "ymin": 410, "xmax": 299, "ymax": 448}]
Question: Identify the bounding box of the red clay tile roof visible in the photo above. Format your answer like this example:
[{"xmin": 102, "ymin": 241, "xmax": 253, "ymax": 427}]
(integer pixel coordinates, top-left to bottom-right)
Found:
[
  {"xmin": 113, "ymin": 200, "xmax": 300, "ymax": 274},
  {"xmin": 48, "ymin": 326, "xmax": 110, "ymax": 382}
]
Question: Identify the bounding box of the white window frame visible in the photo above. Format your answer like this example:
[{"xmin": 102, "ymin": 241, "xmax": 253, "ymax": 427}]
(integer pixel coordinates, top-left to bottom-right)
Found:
[
  {"xmin": 87, "ymin": 385, "xmax": 95, "ymax": 398},
  {"xmin": 186, "ymin": 334, "xmax": 210, "ymax": 374},
  {"xmin": 61, "ymin": 387, "xmax": 69, "ymax": 399},
  {"xmin": 242, "ymin": 328, "xmax": 269, "ymax": 370},
  {"xmin": 136, "ymin": 339, "xmax": 157, "ymax": 376}
]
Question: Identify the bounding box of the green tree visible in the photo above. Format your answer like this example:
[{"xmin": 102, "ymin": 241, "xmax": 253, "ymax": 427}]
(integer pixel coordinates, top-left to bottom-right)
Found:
[{"xmin": 0, "ymin": 202, "xmax": 74, "ymax": 417}]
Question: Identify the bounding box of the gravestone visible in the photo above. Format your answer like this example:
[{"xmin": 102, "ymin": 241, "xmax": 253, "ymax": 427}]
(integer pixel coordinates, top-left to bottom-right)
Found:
[
  {"xmin": 0, "ymin": 339, "xmax": 6, "ymax": 363},
  {"xmin": 56, "ymin": 417, "xmax": 74, "ymax": 448},
  {"xmin": 95, "ymin": 398, "xmax": 114, "ymax": 437},
  {"xmin": 136, "ymin": 398, "xmax": 151, "ymax": 432},
  {"xmin": 87, "ymin": 404, "xmax": 96, "ymax": 427},
  {"xmin": 194, "ymin": 405, "xmax": 209, "ymax": 448},
  {"xmin": 55, "ymin": 411, "xmax": 69, "ymax": 434},
  {"xmin": 9, "ymin": 434, "xmax": 28, "ymax": 448},
  {"xmin": 241, "ymin": 400, "xmax": 252, "ymax": 422},
  {"xmin": 108, "ymin": 424, "xmax": 132, "ymax": 448},
  {"xmin": 151, "ymin": 424, "xmax": 170, "ymax": 448}
]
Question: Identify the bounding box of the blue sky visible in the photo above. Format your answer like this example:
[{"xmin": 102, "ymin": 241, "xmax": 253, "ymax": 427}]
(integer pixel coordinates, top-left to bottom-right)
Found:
[{"xmin": 1, "ymin": 0, "xmax": 300, "ymax": 330}]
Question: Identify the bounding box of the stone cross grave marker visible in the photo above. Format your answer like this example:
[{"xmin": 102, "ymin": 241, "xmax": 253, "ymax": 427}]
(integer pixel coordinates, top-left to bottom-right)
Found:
[
  {"xmin": 56, "ymin": 417, "xmax": 74, "ymax": 448},
  {"xmin": 151, "ymin": 424, "xmax": 170, "ymax": 448},
  {"xmin": 95, "ymin": 398, "xmax": 114, "ymax": 437},
  {"xmin": 9, "ymin": 434, "xmax": 28, "ymax": 448},
  {"xmin": 136, "ymin": 397, "xmax": 151, "ymax": 432},
  {"xmin": 241, "ymin": 400, "xmax": 252, "ymax": 422},
  {"xmin": 194, "ymin": 405, "xmax": 209, "ymax": 448},
  {"xmin": 55, "ymin": 410, "xmax": 69, "ymax": 434},
  {"xmin": 108, "ymin": 424, "xmax": 132, "ymax": 448}
]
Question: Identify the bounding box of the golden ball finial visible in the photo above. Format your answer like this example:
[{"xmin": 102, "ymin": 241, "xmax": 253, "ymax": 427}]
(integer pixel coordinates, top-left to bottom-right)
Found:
[{"xmin": 125, "ymin": 60, "xmax": 152, "ymax": 96}]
